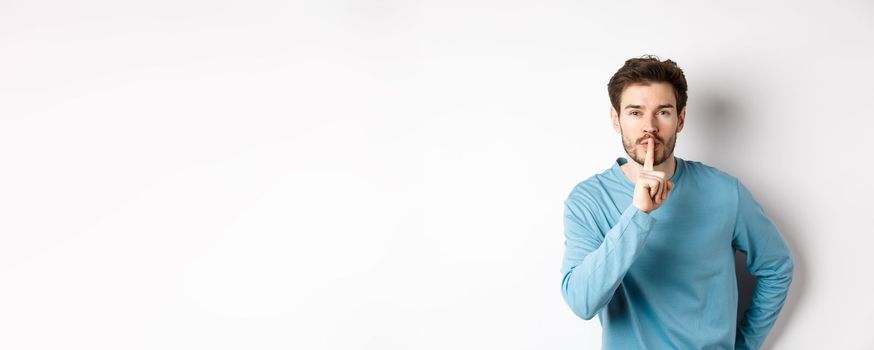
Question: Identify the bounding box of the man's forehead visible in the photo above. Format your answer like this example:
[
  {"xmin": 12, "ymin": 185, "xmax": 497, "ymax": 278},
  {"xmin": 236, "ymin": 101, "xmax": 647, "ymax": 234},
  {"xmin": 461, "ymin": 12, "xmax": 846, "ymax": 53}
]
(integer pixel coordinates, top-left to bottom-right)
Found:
[{"xmin": 620, "ymin": 82, "xmax": 677, "ymax": 108}]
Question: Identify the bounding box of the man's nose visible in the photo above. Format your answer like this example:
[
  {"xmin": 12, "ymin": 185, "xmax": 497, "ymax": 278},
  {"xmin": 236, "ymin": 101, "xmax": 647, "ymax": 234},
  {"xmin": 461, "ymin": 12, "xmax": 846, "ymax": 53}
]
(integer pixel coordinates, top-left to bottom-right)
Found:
[{"xmin": 642, "ymin": 115, "xmax": 658, "ymax": 134}]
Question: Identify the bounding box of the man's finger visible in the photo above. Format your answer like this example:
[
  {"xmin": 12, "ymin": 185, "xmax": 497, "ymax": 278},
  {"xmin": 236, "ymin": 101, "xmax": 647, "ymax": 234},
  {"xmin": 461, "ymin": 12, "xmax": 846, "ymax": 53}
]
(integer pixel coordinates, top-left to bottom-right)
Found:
[
  {"xmin": 661, "ymin": 179, "xmax": 668, "ymax": 201},
  {"xmin": 643, "ymin": 176, "xmax": 659, "ymax": 198},
  {"xmin": 664, "ymin": 181, "xmax": 674, "ymax": 201},
  {"xmin": 643, "ymin": 138, "xmax": 654, "ymax": 171}
]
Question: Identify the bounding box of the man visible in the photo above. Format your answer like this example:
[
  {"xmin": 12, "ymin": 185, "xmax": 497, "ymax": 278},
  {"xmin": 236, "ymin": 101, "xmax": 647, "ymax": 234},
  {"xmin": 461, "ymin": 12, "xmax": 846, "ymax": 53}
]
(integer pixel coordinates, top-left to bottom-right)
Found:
[{"xmin": 560, "ymin": 55, "xmax": 794, "ymax": 349}]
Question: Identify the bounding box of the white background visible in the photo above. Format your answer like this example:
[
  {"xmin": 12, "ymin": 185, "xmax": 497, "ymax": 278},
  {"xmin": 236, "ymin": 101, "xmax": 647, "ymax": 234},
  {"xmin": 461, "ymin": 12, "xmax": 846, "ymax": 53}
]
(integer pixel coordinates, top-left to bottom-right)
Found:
[{"xmin": 1, "ymin": 0, "xmax": 873, "ymax": 349}]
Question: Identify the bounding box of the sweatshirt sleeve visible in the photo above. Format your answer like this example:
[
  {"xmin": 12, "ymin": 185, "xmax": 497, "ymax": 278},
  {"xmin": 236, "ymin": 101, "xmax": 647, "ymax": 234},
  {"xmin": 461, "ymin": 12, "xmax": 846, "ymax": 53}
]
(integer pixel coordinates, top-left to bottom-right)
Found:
[
  {"xmin": 560, "ymin": 200, "xmax": 656, "ymax": 320},
  {"xmin": 732, "ymin": 180, "xmax": 795, "ymax": 350}
]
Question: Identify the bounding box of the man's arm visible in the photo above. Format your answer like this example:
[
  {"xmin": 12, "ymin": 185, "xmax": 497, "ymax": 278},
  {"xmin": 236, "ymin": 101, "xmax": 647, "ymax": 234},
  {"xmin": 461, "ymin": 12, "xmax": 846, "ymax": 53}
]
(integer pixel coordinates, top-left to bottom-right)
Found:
[
  {"xmin": 560, "ymin": 200, "xmax": 655, "ymax": 320},
  {"xmin": 732, "ymin": 180, "xmax": 795, "ymax": 350}
]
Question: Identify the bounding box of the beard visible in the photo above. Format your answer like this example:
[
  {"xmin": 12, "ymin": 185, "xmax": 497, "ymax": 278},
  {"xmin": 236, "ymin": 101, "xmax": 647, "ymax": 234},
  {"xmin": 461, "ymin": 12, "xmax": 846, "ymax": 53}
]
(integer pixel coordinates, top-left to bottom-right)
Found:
[{"xmin": 620, "ymin": 129, "xmax": 677, "ymax": 167}]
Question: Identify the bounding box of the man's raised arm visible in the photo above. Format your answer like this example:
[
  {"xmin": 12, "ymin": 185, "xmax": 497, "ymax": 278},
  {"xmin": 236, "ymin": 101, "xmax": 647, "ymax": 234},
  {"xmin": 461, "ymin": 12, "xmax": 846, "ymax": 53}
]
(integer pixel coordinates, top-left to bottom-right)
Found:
[
  {"xmin": 560, "ymin": 201, "xmax": 655, "ymax": 320},
  {"xmin": 561, "ymin": 140, "xmax": 673, "ymax": 320}
]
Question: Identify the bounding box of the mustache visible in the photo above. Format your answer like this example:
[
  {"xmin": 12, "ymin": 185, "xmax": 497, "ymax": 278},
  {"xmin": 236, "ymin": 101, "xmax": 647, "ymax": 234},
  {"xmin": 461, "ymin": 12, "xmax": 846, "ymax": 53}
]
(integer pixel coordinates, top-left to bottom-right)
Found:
[{"xmin": 637, "ymin": 135, "xmax": 663, "ymax": 144}]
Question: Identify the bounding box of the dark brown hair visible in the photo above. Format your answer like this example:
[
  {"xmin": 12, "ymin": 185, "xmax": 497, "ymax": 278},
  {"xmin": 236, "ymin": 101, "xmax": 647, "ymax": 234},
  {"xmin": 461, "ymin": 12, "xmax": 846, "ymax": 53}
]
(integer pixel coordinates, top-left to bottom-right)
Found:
[{"xmin": 608, "ymin": 55, "xmax": 688, "ymax": 114}]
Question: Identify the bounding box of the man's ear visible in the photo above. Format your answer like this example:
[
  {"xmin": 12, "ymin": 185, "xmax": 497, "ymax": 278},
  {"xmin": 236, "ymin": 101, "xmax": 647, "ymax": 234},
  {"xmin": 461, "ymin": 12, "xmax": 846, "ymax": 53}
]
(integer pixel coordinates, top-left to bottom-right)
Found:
[
  {"xmin": 611, "ymin": 107, "xmax": 621, "ymax": 133},
  {"xmin": 677, "ymin": 107, "xmax": 686, "ymax": 133}
]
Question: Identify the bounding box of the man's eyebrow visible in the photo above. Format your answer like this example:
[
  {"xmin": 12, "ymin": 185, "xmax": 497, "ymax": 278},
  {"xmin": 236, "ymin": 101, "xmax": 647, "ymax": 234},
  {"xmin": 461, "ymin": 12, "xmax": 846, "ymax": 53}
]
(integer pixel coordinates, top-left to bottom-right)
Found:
[{"xmin": 623, "ymin": 104, "xmax": 675, "ymax": 109}]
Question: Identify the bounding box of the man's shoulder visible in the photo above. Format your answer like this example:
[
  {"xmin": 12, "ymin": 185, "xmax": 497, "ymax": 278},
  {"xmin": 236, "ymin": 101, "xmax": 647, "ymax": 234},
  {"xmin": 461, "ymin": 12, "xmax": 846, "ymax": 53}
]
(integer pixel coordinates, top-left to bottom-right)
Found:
[
  {"xmin": 681, "ymin": 158, "xmax": 740, "ymax": 188},
  {"xmin": 564, "ymin": 165, "xmax": 618, "ymax": 205}
]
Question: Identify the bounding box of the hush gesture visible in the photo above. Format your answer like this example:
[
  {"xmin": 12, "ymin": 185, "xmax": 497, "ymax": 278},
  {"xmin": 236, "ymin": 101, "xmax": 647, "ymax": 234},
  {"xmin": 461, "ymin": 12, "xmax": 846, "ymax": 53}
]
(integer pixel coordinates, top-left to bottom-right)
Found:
[{"xmin": 632, "ymin": 138, "xmax": 675, "ymax": 213}]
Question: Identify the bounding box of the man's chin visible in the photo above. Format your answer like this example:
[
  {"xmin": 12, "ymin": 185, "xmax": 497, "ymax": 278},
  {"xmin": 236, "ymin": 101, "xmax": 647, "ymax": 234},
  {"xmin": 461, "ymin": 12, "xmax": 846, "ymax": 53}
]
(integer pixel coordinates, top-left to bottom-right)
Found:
[
  {"xmin": 625, "ymin": 151, "xmax": 645, "ymax": 166},
  {"xmin": 627, "ymin": 153, "xmax": 669, "ymax": 167},
  {"xmin": 625, "ymin": 154, "xmax": 644, "ymax": 167}
]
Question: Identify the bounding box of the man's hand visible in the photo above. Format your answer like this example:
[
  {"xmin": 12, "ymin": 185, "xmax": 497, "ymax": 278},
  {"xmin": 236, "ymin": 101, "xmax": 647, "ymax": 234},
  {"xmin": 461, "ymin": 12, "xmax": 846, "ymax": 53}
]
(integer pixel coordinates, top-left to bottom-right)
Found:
[{"xmin": 632, "ymin": 138, "xmax": 675, "ymax": 213}]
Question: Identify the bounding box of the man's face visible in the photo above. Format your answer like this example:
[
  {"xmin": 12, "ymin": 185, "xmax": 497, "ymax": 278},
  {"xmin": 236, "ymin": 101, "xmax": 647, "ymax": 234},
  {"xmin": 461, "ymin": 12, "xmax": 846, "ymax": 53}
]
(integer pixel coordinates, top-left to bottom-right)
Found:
[{"xmin": 611, "ymin": 82, "xmax": 686, "ymax": 167}]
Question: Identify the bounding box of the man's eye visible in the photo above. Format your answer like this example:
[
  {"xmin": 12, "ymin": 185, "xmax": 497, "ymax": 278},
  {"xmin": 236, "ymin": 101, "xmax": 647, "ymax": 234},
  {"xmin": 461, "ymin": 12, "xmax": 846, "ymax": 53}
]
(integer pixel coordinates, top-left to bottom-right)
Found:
[
  {"xmin": 630, "ymin": 111, "xmax": 640, "ymax": 116},
  {"xmin": 659, "ymin": 110, "xmax": 670, "ymax": 116}
]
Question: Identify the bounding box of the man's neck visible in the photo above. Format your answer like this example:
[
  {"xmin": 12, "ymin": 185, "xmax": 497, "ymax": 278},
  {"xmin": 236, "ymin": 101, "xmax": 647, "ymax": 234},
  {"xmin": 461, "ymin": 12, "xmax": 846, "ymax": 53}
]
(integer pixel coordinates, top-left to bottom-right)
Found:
[{"xmin": 621, "ymin": 154, "xmax": 677, "ymax": 182}]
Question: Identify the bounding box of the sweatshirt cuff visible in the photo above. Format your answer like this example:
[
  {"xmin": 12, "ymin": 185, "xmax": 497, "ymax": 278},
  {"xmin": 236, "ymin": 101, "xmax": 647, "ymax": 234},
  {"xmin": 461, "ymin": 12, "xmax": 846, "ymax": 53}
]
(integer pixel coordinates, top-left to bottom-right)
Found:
[{"xmin": 623, "ymin": 204, "xmax": 656, "ymax": 233}]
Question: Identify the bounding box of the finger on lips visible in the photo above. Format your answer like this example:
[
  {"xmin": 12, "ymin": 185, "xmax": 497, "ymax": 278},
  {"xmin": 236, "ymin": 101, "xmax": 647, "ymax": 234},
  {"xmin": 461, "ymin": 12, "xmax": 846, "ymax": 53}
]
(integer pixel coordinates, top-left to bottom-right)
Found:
[{"xmin": 643, "ymin": 138, "xmax": 654, "ymax": 171}]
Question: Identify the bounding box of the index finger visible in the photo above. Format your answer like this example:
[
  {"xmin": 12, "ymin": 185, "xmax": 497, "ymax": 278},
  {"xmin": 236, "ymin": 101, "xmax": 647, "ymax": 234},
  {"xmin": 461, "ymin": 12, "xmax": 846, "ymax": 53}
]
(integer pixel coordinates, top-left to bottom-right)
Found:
[{"xmin": 643, "ymin": 138, "xmax": 654, "ymax": 171}]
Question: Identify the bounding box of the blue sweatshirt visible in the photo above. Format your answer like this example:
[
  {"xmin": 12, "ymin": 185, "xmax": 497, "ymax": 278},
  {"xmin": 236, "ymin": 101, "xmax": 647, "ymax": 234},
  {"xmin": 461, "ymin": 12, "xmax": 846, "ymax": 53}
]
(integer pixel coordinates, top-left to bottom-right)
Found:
[{"xmin": 560, "ymin": 157, "xmax": 794, "ymax": 349}]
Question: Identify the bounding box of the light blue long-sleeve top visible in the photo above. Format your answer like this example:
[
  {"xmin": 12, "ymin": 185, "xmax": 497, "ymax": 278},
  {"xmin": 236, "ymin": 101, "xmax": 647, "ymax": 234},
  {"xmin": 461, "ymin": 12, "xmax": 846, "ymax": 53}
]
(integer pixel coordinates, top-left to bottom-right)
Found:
[{"xmin": 560, "ymin": 156, "xmax": 794, "ymax": 349}]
